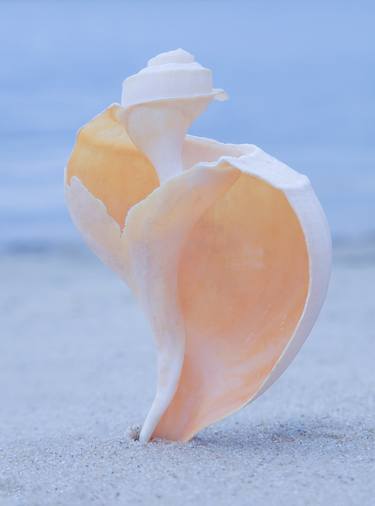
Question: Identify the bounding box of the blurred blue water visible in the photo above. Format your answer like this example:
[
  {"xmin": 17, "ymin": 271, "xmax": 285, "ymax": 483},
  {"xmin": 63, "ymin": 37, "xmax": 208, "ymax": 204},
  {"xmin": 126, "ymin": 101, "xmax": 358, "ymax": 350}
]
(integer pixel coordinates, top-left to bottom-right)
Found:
[{"xmin": 1, "ymin": 0, "xmax": 374, "ymax": 248}]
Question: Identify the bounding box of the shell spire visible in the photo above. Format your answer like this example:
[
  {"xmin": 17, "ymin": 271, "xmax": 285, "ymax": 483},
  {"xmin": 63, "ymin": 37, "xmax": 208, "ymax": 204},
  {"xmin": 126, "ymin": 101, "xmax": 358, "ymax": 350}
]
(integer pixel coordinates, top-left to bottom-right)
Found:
[{"xmin": 121, "ymin": 48, "xmax": 227, "ymax": 109}]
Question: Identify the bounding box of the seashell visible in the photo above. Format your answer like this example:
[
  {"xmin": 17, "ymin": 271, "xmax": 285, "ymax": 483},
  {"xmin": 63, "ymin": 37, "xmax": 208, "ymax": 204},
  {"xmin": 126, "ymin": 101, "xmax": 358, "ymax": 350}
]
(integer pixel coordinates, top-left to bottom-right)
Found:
[{"xmin": 65, "ymin": 49, "xmax": 332, "ymax": 443}]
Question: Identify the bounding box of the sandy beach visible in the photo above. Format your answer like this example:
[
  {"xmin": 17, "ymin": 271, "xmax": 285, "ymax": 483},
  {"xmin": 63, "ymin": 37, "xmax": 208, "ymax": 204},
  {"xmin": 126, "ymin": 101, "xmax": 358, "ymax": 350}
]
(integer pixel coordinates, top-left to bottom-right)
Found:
[{"xmin": 1, "ymin": 244, "xmax": 374, "ymax": 505}]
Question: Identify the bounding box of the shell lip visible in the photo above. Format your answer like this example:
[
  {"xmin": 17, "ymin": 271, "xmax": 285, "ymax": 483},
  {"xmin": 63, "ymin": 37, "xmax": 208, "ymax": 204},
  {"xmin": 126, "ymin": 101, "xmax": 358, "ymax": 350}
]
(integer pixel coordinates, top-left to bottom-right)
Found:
[
  {"xmin": 186, "ymin": 133, "xmax": 258, "ymax": 155},
  {"xmin": 190, "ymin": 150, "xmax": 311, "ymax": 191}
]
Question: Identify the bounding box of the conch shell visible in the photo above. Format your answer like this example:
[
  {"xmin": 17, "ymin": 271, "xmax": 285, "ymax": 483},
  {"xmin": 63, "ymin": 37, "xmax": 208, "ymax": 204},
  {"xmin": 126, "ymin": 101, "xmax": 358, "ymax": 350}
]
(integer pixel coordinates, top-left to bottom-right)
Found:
[{"xmin": 65, "ymin": 49, "xmax": 331, "ymax": 443}]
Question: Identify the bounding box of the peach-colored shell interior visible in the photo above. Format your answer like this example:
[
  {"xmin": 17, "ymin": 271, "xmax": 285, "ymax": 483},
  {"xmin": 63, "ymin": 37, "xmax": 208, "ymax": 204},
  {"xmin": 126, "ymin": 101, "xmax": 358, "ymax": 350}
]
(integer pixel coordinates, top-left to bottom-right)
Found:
[
  {"xmin": 66, "ymin": 105, "xmax": 159, "ymax": 227},
  {"xmin": 66, "ymin": 105, "xmax": 309, "ymax": 442},
  {"xmin": 155, "ymin": 171, "xmax": 309, "ymax": 440}
]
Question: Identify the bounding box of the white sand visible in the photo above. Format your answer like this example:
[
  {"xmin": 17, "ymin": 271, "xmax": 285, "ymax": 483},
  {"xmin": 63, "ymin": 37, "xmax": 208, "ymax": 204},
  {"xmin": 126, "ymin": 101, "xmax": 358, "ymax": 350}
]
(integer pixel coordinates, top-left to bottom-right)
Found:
[{"xmin": 1, "ymin": 245, "xmax": 374, "ymax": 505}]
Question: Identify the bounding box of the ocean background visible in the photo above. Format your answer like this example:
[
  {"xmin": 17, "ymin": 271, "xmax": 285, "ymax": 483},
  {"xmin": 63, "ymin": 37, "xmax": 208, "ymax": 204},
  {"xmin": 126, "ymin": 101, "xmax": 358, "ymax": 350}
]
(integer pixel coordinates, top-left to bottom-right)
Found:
[{"xmin": 1, "ymin": 0, "xmax": 374, "ymax": 250}]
